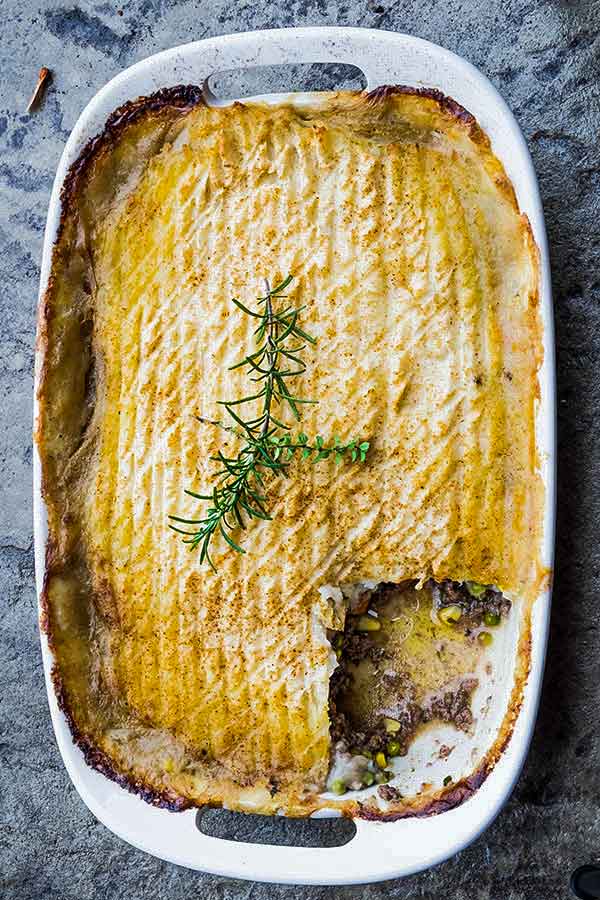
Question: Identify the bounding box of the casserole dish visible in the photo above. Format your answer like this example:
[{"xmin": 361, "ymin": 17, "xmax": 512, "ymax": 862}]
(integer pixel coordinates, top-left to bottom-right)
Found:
[{"xmin": 34, "ymin": 26, "xmax": 554, "ymax": 883}]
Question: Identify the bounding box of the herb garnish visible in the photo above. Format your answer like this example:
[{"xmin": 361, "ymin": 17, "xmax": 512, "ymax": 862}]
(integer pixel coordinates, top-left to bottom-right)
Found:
[{"xmin": 169, "ymin": 275, "xmax": 370, "ymax": 569}]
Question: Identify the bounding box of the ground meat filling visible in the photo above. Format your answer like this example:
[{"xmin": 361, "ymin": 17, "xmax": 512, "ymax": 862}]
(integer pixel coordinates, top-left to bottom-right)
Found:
[
  {"xmin": 329, "ymin": 666, "xmax": 353, "ymax": 745},
  {"xmin": 327, "ymin": 578, "xmax": 511, "ymax": 797},
  {"xmin": 431, "ymin": 579, "xmax": 511, "ymax": 624},
  {"xmin": 377, "ymin": 784, "xmax": 403, "ymax": 802},
  {"xmin": 342, "ymin": 632, "xmax": 385, "ymax": 664},
  {"xmin": 422, "ymin": 677, "xmax": 479, "ymax": 731}
]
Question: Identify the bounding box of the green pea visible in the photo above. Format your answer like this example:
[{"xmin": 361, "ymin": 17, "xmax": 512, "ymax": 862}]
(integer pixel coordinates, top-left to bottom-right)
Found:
[
  {"xmin": 362, "ymin": 771, "xmax": 375, "ymax": 788},
  {"xmin": 466, "ymin": 581, "xmax": 487, "ymax": 598},
  {"xmin": 331, "ymin": 779, "xmax": 347, "ymax": 795},
  {"xmin": 478, "ymin": 631, "xmax": 493, "ymax": 646},
  {"xmin": 387, "ymin": 740, "xmax": 402, "ymax": 757},
  {"xmin": 483, "ymin": 611, "xmax": 501, "ymax": 627}
]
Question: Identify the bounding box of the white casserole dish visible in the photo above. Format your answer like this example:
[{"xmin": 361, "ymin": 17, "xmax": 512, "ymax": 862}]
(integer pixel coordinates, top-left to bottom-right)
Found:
[{"xmin": 33, "ymin": 26, "xmax": 555, "ymax": 885}]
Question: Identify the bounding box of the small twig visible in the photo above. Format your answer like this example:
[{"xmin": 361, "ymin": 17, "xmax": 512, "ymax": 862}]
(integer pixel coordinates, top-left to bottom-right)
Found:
[{"xmin": 27, "ymin": 67, "xmax": 52, "ymax": 113}]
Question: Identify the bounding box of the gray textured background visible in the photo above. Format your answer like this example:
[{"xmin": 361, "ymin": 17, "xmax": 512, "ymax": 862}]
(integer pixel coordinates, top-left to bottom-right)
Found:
[{"xmin": 2, "ymin": 1, "xmax": 599, "ymax": 897}]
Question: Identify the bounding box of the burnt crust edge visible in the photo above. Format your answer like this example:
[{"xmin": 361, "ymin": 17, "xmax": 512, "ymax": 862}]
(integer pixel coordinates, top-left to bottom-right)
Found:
[
  {"xmin": 35, "ymin": 83, "xmax": 543, "ymax": 819},
  {"xmin": 50, "ymin": 662, "xmax": 192, "ymax": 812},
  {"xmin": 366, "ymin": 84, "xmax": 478, "ymax": 130},
  {"xmin": 56, "ymin": 84, "xmax": 205, "ymax": 248}
]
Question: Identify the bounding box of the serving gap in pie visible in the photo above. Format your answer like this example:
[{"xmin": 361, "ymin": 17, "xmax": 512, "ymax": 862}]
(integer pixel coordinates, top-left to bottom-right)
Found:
[{"xmin": 323, "ymin": 579, "xmax": 516, "ymax": 804}]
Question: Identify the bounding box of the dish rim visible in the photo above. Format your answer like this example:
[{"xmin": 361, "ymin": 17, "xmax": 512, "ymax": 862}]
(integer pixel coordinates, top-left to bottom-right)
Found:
[{"xmin": 32, "ymin": 25, "xmax": 555, "ymax": 885}]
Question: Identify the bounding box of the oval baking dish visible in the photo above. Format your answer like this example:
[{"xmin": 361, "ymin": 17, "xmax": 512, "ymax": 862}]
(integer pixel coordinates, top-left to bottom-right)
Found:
[{"xmin": 33, "ymin": 27, "xmax": 555, "ymax": 884}]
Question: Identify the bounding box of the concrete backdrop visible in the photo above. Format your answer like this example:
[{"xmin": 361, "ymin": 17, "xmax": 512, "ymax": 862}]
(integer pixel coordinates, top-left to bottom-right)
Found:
[{"xmin": 2, "ymin": 1, "xmax": 599, "ymax": 897}]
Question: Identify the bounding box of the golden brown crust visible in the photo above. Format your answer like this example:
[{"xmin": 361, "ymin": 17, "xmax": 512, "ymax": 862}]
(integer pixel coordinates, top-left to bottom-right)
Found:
[{"xmin": 36, "ymin": 85, "xmax": 544, "ymax": 818}]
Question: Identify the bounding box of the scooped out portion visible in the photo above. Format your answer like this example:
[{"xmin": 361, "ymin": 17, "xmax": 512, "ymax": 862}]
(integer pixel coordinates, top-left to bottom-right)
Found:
[{"xmin": 326, "ymin": 580, "xmax": 511, "ymax": 798}]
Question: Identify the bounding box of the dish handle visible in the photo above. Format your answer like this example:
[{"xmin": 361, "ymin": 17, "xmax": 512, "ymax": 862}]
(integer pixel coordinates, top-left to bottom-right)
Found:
[
  {"xmin": 175, "ymin": 27, "xmax": 415, "ymax": 98},
  {"xmin": 187, "ymin": 811, "xmax": 380, "ymax": 883}
]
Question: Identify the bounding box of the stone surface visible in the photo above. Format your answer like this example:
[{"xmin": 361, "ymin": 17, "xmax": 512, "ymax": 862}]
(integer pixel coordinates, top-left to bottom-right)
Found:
[{"xmin": 1, "ymin": 1, "xmax": 599, "ymax": 897}]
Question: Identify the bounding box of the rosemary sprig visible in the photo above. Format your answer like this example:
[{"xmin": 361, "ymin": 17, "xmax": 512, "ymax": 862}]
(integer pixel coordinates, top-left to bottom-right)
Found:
[
  {"xmin": 169, "ymin": 275, "xmax": 370, "ymax": 569},
  {"xmin": 268, "ymin": 432, "xmax": 370, "ymax": 464}
]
